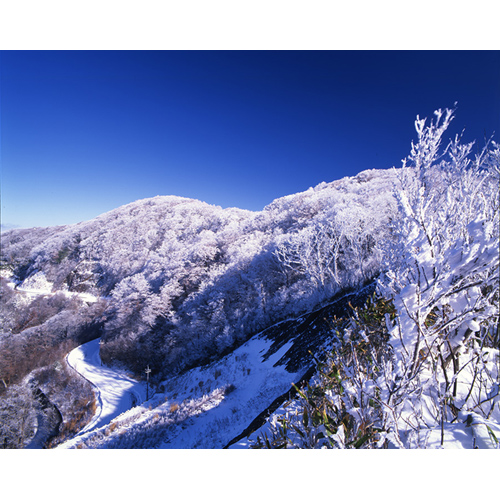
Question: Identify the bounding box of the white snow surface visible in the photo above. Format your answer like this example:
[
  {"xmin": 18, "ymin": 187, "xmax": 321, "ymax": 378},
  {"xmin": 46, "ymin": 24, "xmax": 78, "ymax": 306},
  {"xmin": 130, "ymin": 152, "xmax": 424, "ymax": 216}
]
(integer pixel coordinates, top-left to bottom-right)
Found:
[{"xmin": 157, "ymin": 335, "xmax": 296, "ymax": 449}]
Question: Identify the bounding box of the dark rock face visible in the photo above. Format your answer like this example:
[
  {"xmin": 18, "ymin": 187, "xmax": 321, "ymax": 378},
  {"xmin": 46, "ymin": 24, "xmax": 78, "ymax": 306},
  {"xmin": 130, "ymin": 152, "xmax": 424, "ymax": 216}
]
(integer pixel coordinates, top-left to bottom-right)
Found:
[
  {"xmin": 259, "ymin": 282, "xmax": 376, "ymax": 373},
  {"xmin": 25, "ymin": 385, "xmax": 63, "ymax": 449},
  {"xmin": 224, "ymin": 282, "xmax": 376, "ymax": 447}
]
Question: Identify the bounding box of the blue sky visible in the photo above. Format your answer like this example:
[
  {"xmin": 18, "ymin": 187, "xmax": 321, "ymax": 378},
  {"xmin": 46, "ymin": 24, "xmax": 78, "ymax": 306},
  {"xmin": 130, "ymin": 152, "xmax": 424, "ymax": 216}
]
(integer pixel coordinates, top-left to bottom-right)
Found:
[{"xmin": 1, "ymin": 50, "xmax": 499, "ymax": 229}]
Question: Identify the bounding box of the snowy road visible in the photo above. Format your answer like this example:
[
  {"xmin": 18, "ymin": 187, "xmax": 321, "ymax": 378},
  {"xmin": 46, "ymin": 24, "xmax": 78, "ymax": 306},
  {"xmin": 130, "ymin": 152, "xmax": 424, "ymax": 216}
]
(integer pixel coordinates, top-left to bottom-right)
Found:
[
  {"xmin": 59, "ymin": 338, "xmax": 148, "ymax": 448},
  {"xmin": 4, "ymin": 273, "xmax": 99, "ymax": 304},
  {"xmin": 15, "ymin": 285, "xmax": 99, "ymax": 303}
]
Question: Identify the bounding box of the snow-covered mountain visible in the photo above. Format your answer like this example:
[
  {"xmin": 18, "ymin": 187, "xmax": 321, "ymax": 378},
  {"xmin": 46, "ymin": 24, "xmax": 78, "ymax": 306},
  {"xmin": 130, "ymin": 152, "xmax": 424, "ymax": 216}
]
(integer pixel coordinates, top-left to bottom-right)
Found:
[
  {"xmin": 1, "ymin": 167, "xmax": 397, "ymax": 381},
  {"xmin": 0, "ymin": 167, "xmax": 397, "ymax": 448},
  {"xmin": 1, "ymin": 109, "xmax": 499, "ymax": 448}
]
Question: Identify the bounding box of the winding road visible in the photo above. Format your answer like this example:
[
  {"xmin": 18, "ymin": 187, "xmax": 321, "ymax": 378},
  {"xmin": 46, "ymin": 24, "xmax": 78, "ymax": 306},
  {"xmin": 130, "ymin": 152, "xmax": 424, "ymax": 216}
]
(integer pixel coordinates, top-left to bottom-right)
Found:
[
  {"xmin": 59, "ymin": 338, "xmax": 148, "ymax": 447},
  {"xmin": 3, "ymin": 276, "xmax": 147, "ymax": 447}
]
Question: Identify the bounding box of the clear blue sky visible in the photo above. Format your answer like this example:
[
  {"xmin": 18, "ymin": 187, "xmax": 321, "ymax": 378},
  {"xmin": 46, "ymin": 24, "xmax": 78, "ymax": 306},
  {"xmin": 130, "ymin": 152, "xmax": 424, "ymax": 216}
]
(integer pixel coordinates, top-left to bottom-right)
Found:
[{"xmin": 1, "ymin": 50, "xmax": 499, "ymax": 229}]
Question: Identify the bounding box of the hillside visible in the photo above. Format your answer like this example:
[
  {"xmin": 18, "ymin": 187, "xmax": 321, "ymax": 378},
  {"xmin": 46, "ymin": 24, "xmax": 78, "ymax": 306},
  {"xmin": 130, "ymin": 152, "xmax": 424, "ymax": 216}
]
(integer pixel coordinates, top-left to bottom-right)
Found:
[
  {"xmin": 56, "ymin": 284, "xmax": 375, "ymax": 449},
  {"xmin": 1, "ymin": 108, "xmax": 498, "ymax": 449}
]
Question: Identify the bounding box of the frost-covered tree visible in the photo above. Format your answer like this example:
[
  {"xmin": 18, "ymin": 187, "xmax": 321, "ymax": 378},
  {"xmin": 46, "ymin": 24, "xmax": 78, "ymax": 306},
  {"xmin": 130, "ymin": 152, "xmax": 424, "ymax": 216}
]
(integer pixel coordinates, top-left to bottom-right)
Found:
[
  {"xmin": 275, "ymin": 221, "xmax": 344, "ymax": 289},
  {"xmin": 256, "ymin": 109, "xmax": 499, "ymax": 448},
  {"xmin": 0, "ymin": 382, "xmax": 37, "ymax": 448},
  {"xmin": 376, "ymin": 109, "xmax": 499, "ymax": 445}
]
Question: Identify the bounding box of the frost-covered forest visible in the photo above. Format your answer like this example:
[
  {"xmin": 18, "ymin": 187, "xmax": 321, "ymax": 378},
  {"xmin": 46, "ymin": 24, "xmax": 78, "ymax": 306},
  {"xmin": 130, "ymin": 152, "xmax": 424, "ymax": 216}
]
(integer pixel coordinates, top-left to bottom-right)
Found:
[
  {"xmin": 248, "ymin": 109, "xmax": 500, "ymax": 448},
  {"xmin": 0, "ymin": 108, "xmax": 498, "ymax": 448},
  {"xmin": 1, "ymin": 163, "xmax": 396, "ymax": 379}
]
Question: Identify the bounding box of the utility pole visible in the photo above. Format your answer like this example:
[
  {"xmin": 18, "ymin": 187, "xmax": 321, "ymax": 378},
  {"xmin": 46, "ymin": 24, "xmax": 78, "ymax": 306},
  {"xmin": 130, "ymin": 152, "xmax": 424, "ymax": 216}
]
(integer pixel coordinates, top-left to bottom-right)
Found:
[{"xmin": 145, "ymin": 365, "xmax": 151, "ymax": 400}]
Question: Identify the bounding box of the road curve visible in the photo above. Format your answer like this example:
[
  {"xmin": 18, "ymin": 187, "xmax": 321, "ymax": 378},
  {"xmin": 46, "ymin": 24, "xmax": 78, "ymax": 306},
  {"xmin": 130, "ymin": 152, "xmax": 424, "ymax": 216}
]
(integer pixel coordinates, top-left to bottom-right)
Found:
[{"xmin": 59, "ymin": 338, "xmax": 148, "ymax": 448}]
